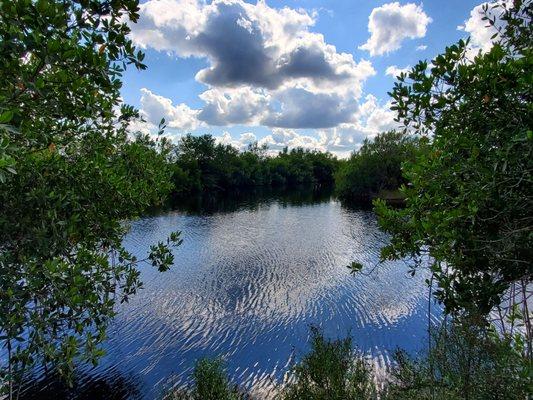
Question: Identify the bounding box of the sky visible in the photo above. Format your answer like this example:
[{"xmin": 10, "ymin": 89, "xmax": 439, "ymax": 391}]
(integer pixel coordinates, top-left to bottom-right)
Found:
[{"xmin": 122, "ymin": 0, "xmax": 499, "ymax": 157}]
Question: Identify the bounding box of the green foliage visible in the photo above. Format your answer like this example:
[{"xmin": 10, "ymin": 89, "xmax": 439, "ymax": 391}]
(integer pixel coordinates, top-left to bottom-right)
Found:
[
  {"xmin": 375, "ymin": 1, "xmax": 533, "ymax": 315},
  {"xmin": 164, "ymin": 323, "xmax": 530, "ymax": 400},
  {"xmin": 172, "ymin": 134, "xmax": 339, "ymax": 197},
  {"xmin": 335, "ymin": 131, "xmax": 420, "ymax": 203},
  {"xmin": 191, "ymin": 359, "xmax": 243, "ymax": 400},
  {"xmin": 384, "ymin": 318, "xmax": 531, "ymax": 400},
  {"xmin": 281, "ymin": 327, "xmax": 376, "ymax": 400},
  {"xmin": 0, "ymin": 0, "xmax": 179, "ymax": 396},
  {"xmin": 165, "ymin": 358, "xmax": 245, "ymax": 400}
]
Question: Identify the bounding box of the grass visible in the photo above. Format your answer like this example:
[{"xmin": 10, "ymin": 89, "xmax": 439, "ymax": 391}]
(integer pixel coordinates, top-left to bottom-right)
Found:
[{"xmin": 280, "ymin": 326, "xmax": 376, "ymax": 400}]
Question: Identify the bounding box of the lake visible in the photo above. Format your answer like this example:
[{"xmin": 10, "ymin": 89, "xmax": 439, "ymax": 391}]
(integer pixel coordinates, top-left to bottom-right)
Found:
[{"xmin": 23, "ymin": 186, "xmax": 440, "ymax": 399}]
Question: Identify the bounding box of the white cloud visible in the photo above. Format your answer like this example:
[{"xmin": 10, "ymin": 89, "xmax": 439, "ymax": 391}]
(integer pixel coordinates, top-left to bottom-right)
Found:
[
  {"xmin": 416, "ymin": 44, "xmax": 427, "ymax": 51},
  {"xmin": 257, "ymin": 128, "xmax": 326, "ymax": 154},
  {"xmin": 139, "ymin": 88, "xmax": 201, "ymax": 131},
  {"xmin": 198, "ymin": 87, "xmax": 270, "ymax": 126},
  {"xmin": 359, "ymin": 2, "xmax": 432, "ymax": 56},
  {"xmin": 127, "ymin": 119, "xmax": 156, "ymax": 137},
  {"xmin": 131, "ymin": 0, "xmax": 376, "ymax": 129},
  {"xmin": 132, "ymin": 0, "xmax": 369, "ymax": 90},
  {"xmin": 385, "ymin": 65, "xmax": 410, "ymax": 77},
  {"xmin": 215, "ymin": 131, "xmax": 257, "ymax": 150},
  {"xmin": 457, "ymin": 1, "xmax": 509, "ymax": 58},
  {"xmin": 134, "ymin": 91, "xmax": 400, "ymax": 157},
  {"xmin": 318, "ymin": 95, "xmax": 400, "ymax": 155},
  {"xmin": 129, "ymin": 0, "xmax": 404, "ymax": 155},
  {"xmin": 363, "ymin": 97, "xmax": 398, "ymax": 134},
  {"xmin": 251, "ymin": 95, "xmax": 400, "ymax": 157}
]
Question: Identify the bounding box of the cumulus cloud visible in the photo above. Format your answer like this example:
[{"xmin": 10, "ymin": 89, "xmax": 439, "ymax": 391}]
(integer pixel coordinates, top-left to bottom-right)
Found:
[
  {"xmin": 131, "ymin": 0, "xmax": 376, "ymax": 129},
  {"xmin": 215, "ymin": 131, "xmax": 257, "ymax": 150},
  {"xmin": 359, "ymin": 2, "xmax": 432, "ymax": 56},
  {"xmin": 140, "ymin": 88, "xmax": 201, "ymax": 131},
  {"xmin": 134, "ymin": 90, "xmax": 400, "ymax": 157},
  {"xmin": 129, "ymin": 0, "xmax": 407, "ymax": 154},
  {"xmin": 362, "ymin": 95, "xmax": 399, "ymax": 134},
  {"xmin": 385, "ymin": 65, "xmax": 410, "ymax": 77},
  {"xmin": 257, "ymin": 128, "xmax": 325, "ymax": 153},
  {"xmin": 255, "ymin": 95, "xmax": 401, "ymax": 157},
  {"xmin": 457, "ymin": 1, "xmax": 509, "ymax": 57},
  {"xmin": 132, "ymin": 0, "xmax": 369, "ymax": 90},
  {"xmin": 198, "ymin": 87, "xmax": 270, "ymax": 126},
  {"xmin": 127, "ymin": 119, "xmax": 156, "ymax": 137},
  {"xmin": 261, "ymin": 87, "xmax": 360, "ymax": 129}
]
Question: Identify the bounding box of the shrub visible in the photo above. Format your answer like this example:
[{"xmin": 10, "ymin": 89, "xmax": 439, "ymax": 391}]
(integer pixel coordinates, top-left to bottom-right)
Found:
[
  {"xmin": 280, "ymin": 327, "xmax": 376, "ymax": 400},
  {"xmin": 166, "ymin": 358, "xmax": 245, "ymax": 400},
  {"xmin": 384, "ymin": 319, "xmax": 531, "ymax": 400}
]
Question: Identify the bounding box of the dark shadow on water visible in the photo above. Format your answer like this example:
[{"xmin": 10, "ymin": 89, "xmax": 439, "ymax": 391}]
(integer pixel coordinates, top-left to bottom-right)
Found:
[
  {"xmin": 169, "ymin": 183, "xmax": 335, "ymax": 215},
  {"xmin": 18, "ymin": 368, "xmax": 141, "ymax": 400}
]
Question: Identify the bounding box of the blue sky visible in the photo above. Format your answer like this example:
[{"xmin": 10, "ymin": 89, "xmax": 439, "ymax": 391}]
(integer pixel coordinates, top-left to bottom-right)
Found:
[{"xmin": 122, "ymin": 0, "xmax": 494, "ymax": 156}]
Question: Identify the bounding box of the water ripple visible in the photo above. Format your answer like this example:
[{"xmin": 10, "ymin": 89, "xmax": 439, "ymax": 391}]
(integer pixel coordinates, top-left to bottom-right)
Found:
[{"xmin": 23, "ymin": 196, "xmax": 440, "ymax": 399}]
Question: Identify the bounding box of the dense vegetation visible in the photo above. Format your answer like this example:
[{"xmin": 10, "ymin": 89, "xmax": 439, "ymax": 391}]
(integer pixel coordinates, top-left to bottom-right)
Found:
[
  {"xmin": 169, "ymin": 131, "xmax": 420, "ymax": 204},
  {"xmin": 375, "ymin": 0, "xmax": 532, "ymax": 320},
  {"xmin": 168, "ymin": 320, "xmax": 529, "ymax": 400},
  {"xmin": 171, "ymin": 134, "xmax": 340, "ymax": 197},
  {"xmin": 335, "ymin": 131, "xmax": 420, "ymax": 203},
  {"xmin": 384, "ymin": 319, "xmax": 530, "ymax": 400},
  {"xmin": 0, "ymin": 0, "xmax": 180, "ymax": 397}
]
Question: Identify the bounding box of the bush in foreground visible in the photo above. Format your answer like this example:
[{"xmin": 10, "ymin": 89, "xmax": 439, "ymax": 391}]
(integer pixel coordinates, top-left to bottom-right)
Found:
[
  {"xmin": 165, "ymin": 358, "xmax": 245, "ymax": 400},
  {"xmin": 281, "ymin": 327, "xmax": 376, "ymax": 400},
  {"xmin": 166, "ymin": 321, "xmax": 530, "ymax": 400},
  {"xmin": 384, "ymin": 319, "xmax": 531, "ymax": 400}
]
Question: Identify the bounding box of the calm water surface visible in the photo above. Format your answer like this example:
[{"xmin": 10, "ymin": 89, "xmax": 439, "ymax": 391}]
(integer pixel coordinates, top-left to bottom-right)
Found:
[{"xmin": 24, "ymin": 187, "xmax": 440, "ymax": 399}]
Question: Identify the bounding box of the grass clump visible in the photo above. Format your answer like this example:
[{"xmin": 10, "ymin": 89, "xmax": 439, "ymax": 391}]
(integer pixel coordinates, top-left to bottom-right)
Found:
[
  {"xmin": 280, "ymin": 327, "xmax": 376, "ymax": 400},
  {"xmin": 167, "ymin": 322, "xmax": 530, "ymax": 400},
  {"xmin": 166, "ymin": 358, "xmax": 245, "ymax": 400}
]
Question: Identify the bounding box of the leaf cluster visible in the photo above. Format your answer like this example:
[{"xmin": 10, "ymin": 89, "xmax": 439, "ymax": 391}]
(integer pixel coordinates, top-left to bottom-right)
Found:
[
  {"xmin": 376, "ymin": 0, "xmax": 532, "ymax": 315},
  {"xmin": 0, "ymin": 0, "xmax": 180, "ymax": 395}
]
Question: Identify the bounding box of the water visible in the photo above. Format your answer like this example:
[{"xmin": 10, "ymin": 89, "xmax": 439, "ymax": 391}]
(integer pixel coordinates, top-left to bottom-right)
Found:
[{"xmin": 22, "ymin": 187, "xmax": 440, "ymax": 399}]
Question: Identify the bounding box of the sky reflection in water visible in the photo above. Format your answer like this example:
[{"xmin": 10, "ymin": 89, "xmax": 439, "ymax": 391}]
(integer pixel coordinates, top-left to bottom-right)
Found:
[{"xmin": 24, "ymin": 187, "xmax": 440, "ymax": 399}]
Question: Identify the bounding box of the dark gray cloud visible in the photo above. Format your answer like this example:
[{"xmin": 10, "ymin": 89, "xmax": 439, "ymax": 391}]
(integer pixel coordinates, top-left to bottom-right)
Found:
[
  {"xmin": 132, "ymin": 0, "xmax": 365, "ymax": 90},
  {"xmin": 262, "ymin": 88, "xmax": 358, "ymax": 129},
  {"xmin": 194, "ymin": 2, "xmax": 280, "ymax": 88},
  {"xmin": 131, "ymin": 0, "xmax": 376, "ymax": 130}
]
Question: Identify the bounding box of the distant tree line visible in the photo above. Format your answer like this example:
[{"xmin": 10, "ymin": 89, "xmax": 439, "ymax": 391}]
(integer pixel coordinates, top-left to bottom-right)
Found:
[
  {"xmin": 335, "ymin": 131, "xmax": 420, "ymax": 203},
  {"xmin": 167, "ymin": 132, "xmax": 418, "ymax": 204},
  {"xmin": 170, "ymin": 133, "xmax": 341, "ymax": 197}
]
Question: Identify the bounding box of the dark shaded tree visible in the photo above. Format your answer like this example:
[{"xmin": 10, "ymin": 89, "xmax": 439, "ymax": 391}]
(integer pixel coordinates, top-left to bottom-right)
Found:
[
  {"xmin": 335, "ymin": 131, "xmax": 420, "ymax": 203},
  {"xmin": 0, "ymin": 0, "xmax": 180, "ymax": 396},
  {"xmin": 171, "ymin": 134, "xmax": 340, "ymax": 196},
  {"xmin": 375, "ymin": 1, "xmax": 532, "ymax": 323}
]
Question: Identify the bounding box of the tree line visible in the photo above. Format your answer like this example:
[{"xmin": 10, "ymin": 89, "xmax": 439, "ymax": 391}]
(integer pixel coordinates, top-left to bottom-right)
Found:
[
  {"xmin": 170, "ymin": 134, "xmax": 340, "ymax": 197},
  {"xmin": 162, "ymin": 130, "xmax": 419, "ymax": 204}
]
